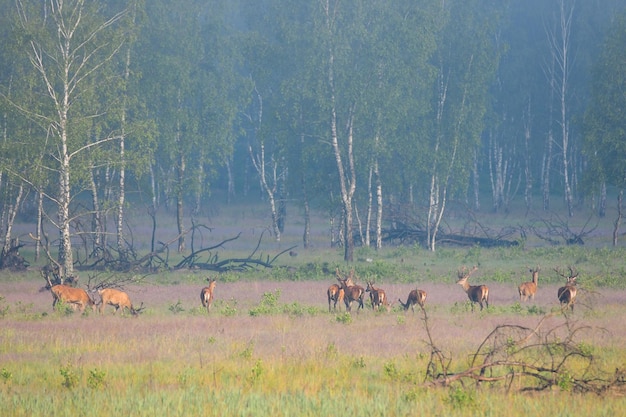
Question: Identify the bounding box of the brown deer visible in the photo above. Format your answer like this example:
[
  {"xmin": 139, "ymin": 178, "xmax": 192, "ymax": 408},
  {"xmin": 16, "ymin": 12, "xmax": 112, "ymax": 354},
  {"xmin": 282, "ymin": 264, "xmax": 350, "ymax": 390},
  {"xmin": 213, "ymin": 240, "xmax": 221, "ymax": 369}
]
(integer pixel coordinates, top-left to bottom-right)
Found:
[
  {"xmin": 98, "ymin": 288, "xmax": 144, "ymax": 316},
  {"xmin": 556, "ymin": 267, "xmax": 578, "ymax": 311},
  {"xmin": 456, "ymin": 266, "xmax": 489, "ymax": 312},
  {"xmin": 365, "ymin": 282, "xmax": 388, "ymax": 311},
  {"xmin": 50, "ymin": 284, "xmax": 96, "ymax": 314},
  {"xmin": 327, "ymin": 284, "xmax": 345, "ymax": 312},
  {"xmin": 328, "ymin": 270, "xmax": 354, "ymax": 312},
  {"xmin": 518, "ymin": 266, "xmax": 540, "ymax": 302},
  {"xmin": 200, "ymin": 278, "xmax": 217, "ymax": 314},
  {"xmin": 336, "ymin": 269, "xmax": 364, "ymax": 312},
  {"xmin": 398, "ymin": 289, "xmax": 427, "ymax": 312}
]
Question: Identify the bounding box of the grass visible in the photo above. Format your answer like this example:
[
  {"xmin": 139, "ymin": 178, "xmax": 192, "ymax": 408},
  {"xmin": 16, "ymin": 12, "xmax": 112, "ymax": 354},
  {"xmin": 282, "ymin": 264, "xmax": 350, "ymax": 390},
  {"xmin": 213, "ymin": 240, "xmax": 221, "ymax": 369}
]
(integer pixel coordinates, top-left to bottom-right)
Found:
[
  {"xmin": 4, "ymin": 200, "xmax": 626, "ymax": 415},
  {"xmin": 1, "ymin": 268, "xmax": 626, "ymax": 416}
]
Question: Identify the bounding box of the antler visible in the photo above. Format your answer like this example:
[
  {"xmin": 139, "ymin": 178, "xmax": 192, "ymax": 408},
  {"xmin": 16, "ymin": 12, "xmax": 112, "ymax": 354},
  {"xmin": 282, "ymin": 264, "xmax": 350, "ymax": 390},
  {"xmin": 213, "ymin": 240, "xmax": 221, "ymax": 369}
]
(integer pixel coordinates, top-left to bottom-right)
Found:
[
  {"xmin": 132, "ymin": 302, "xmax": 146, "ymax": 315},
  {"xmin": 554, "ymin": 266, "xmax": 576, "ymax": 278},
  {"xmin": 457, "ymin": 265, "xmax": 478, "ymax": 279}
]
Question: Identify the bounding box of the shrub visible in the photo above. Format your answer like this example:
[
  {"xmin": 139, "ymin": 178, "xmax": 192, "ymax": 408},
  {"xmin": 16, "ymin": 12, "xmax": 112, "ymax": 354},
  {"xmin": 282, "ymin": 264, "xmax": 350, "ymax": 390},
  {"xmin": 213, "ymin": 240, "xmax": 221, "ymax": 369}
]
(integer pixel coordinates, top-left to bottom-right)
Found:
[
  {"xmin": 249, "ymin": 289, "xmax": 281, "ymax": 316},
  {"xmin": 446, "ymin": 387, "xmax": 476, "ymax": 410},
  {"xmin": 335, "ymin": 312, "xmax": 352, "ymax": 324},
  {"xmin": 168, "ymin": 300, "xmax": 185, "ymax": 314},
  {"xmin": 87, "ymin": 368, "xmax": 106, "ymax": 389},
  {"xmin": 1, "ymin": 368, "xmax": 12, "ymax": 384},
  {"xmin": 59, "ymin": 364, "xmax": 78, "ymax": 389}
]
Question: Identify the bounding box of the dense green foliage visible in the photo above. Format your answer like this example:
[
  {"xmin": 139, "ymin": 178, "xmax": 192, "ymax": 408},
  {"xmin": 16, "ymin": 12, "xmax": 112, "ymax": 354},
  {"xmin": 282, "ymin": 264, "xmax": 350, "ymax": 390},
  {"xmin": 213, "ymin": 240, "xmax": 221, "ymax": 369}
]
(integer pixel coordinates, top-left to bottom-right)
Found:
[{"xmin": 1, "ymin": 0, "xmax": 626, "ymax": 267}]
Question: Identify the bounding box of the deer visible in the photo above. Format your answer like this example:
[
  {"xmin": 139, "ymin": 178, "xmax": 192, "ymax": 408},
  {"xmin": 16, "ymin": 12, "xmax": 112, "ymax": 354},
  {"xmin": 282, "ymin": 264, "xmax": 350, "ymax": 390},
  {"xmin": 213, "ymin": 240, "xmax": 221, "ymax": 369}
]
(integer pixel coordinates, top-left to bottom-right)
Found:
[
  {"xmin": 456, "ymin": 266, "xmax": 489, "ymax": 312},
  {"xmin": 556, "ymin": 267, "xmax": 578, "ymax": 311},
  {"xmin": 50, "ymin": 284, "xmax": 96, "ymax": 314},
  {"xmin": 398, "ymin": 289, "xmax": 427, "ymax": 312},
  {"xmin": 366, "ymin": 281, "xmax": 388, "ymax": 311},
  {"xmin": 336, "ymin": 269, "xmax": 365, "ymax": 312},
  {"xmin": 327, "ymin": 284, "xmax": 345, "ymax": 312},
  {"xmin": 200, "ymin": 278, "xmax": 217, "ymax": 314},
  {"xmin": 518, "ymin": 266, "xmax": 540, "ymax": 302},
  {"xmin": 98, "ymin": 288, "xmax": 144, "ymax": 316}
]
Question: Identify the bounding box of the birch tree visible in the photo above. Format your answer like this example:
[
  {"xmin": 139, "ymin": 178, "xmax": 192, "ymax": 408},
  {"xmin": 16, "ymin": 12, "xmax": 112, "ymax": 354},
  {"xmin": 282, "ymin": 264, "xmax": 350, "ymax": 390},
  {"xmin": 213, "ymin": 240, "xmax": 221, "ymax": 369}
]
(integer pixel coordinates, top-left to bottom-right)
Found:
[
  {"xmin": 427, "ymin": 0, "xmax": 502, "ymax": 251},
  {"xmin": 583, "ymin": 11, "xmax": 626, "ymax": 245},
  {"xmin": 14, "ymin": 0, "xmax": 127, "ymax": 278},
  {"xmin": 545, "ymin": 0, "xmax": 576, "ymax": 217}
]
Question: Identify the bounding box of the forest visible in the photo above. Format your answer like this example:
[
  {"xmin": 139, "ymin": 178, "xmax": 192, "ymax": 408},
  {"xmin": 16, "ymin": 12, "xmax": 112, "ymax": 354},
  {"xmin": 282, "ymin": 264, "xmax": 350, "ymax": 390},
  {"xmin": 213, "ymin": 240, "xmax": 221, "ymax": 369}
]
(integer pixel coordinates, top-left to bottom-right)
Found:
[{"xmin": 1, "ymin": 0, "xmax": 626, "ymax": 276}]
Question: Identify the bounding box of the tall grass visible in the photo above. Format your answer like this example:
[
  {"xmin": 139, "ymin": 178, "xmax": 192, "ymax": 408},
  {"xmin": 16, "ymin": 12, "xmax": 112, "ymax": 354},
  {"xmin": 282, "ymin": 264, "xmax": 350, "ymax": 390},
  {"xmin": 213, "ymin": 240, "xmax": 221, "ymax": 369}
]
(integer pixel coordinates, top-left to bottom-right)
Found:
[{"xmin": 2, "ymin": 243, "xmax": 626, "ymax": 415}]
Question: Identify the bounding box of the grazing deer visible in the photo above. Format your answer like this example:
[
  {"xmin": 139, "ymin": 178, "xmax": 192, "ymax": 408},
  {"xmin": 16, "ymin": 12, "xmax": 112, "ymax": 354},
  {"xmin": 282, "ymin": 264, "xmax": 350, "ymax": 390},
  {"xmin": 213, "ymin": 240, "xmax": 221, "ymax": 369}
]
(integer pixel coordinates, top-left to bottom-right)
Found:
[
  {"xmin": 366, "ymin": 282, "xmax": 388, "ymax": 311},
  {"xmin": 518, "ymin": 266, "xmax": 540, "ymax": 302},
  {"xmin": 200, "ymin": 278, "xmax": 217, "ymax": 314},
  {"xmin": 456, "ymin": 266, "xmax": 489, "ymax": 312},
  {"xmin": 98, "ymin": 288, "xmax": 144, "ymax": 316},
  {"xmin": 336, "ymin": 269, "xmax": 364, "ymax": 312},
  {"xmin": 556, "ymin": 267, "xmax": 578, "ymax": 311},
  {"xmin": 398, "ymin": 289, "xmax": 427, "ymax": 312},
  {"xmin": 50, "ymin": 284, "xmax": 96, "ymax": 314}
]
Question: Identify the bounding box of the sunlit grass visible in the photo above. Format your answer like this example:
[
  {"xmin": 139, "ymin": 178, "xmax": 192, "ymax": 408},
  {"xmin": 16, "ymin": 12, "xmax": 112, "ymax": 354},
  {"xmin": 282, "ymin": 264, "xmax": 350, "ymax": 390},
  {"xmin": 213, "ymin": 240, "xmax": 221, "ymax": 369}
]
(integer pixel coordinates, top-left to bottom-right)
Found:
[
  {"xmin": 3, "ymin": 242, "xmax": 626, "ymax": 415},
  {"xmin": 1, "ymin": 301, "xmax": 625, "ymax": 416}
]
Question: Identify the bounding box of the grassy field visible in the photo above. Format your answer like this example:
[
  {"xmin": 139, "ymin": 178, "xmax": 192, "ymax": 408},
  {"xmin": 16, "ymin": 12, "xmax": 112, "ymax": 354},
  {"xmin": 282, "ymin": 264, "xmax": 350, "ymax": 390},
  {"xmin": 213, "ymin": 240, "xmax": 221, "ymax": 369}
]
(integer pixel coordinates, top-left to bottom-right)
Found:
[
  {"xmin": 2, "ymin": 243, "xmax": 626, "ymax": 416},
  {"xmin": 2, "ymin": 202, "xmax": 626, "ymax": 415}
]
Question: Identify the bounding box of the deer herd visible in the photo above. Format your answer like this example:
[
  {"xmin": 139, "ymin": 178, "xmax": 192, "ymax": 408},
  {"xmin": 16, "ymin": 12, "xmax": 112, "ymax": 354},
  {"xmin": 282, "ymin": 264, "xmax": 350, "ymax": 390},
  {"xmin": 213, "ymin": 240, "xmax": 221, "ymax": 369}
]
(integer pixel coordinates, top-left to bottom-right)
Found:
[
  {"xmin": 330, "ymin": 265, "xmax": 579, "ymax": 314},
  {"xmin": 42, "ymin": 264, "xmax": 580, "ymax": 317}
]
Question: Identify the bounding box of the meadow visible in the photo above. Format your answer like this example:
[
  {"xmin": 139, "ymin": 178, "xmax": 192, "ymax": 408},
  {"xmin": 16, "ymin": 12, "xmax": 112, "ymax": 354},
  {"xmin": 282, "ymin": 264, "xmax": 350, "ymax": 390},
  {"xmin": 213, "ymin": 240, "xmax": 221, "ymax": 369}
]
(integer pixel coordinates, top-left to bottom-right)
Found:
[{"xmin": 2, "ymin": 203, "xmax": 626, "ymax": 416}]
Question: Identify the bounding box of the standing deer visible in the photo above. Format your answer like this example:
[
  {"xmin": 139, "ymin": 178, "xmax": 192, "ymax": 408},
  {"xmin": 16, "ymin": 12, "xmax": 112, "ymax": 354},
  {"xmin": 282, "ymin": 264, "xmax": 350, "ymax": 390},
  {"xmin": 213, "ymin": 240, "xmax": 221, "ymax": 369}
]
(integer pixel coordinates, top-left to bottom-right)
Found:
[
  {"xmin": 98, "ymin": 288, "xmax": 144, "ymax": 316},
  {"xmin": 518, "ymin": 266, "xmax": 540, "ymax": 302},
  {"xmin": 336, "ymin": 270, "xmax": 364, "ymax": 312},
  {"xmin": 327, "ymin": 284, "xmax": 344, "ymax": 312},
  {"xmin": 556, "ymin": 267, "xmax": 578, "ymax": 311},
  {"xmin": 50, "ymin": 284, "xmax": 96, "ymax": 314},
  {"xmin": 200, "ymin": 278, "xmax": 217, "ymax": 314},
  {"xmin": 456, "ymin": 266, "xmax": 489, "ymax": 312},
  {"xmin": 398, "ymin": 289, "xmax": 427, "ymax": 312},
  {"xmin": 328, "ymin": 270, "xmax": 354, "ymax": 312},
  {"xmin": 366, "ymin": 282, "xmax": 388, "ymax": 311}
]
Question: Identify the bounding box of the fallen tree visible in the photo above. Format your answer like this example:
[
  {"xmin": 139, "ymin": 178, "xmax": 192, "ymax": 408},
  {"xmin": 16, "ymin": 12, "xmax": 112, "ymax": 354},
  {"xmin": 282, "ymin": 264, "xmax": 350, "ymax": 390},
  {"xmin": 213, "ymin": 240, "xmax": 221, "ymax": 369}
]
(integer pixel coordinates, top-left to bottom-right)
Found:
[
  {"xmin": 74, "ymin": 226, "xmax": 293, "ymax": 273},
  {"xmin": 420, "ymin": 306, "xmax": 626, "ymax": 394}
]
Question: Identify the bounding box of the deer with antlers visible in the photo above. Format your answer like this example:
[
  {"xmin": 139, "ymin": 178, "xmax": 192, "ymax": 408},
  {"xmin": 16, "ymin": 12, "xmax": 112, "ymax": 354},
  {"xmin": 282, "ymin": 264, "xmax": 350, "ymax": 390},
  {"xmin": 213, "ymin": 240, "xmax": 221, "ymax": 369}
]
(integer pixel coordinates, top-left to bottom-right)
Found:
[
  {"xmin": 518, "ymin": 266, "xmax": 540, "ymax": 302},
  {"xmin": 200, "ymin": 278, "xmax": 217, "ymax": 314},
  {"xmin": 366, "ymin": 282, "xmax": 389, "ymax": 311},
  {"xmin": 336, "ymin": 269, "xmax": 365, "ymax": 312},
  {"xmin": 456, "ymin": 266, "xmax": 489, "ymax": 312},
  {"xmin": 398, "ymin": 289, "xmax": 427, "ymax": 312},
  {"xmin": 556, "ymin": 267, "xmax": 578, "ymax": 311}
]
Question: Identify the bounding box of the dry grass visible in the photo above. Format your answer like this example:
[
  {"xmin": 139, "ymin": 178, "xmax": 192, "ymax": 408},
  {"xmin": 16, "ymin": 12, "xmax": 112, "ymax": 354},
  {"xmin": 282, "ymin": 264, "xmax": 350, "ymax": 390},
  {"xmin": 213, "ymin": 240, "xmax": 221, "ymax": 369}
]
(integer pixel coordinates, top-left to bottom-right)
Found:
[{"xmin": 1, "ymin": 272, "xmax": 626, "ymax": 415}]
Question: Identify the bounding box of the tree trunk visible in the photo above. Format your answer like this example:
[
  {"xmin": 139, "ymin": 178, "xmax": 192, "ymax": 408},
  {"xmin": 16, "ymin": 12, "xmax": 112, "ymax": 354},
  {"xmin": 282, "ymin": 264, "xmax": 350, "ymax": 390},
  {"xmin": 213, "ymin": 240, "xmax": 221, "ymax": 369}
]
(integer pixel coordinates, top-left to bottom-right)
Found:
[
  {"xmin": 613, "ymin": 190, "xmax": 622, "ymax": 247},
  {"xmin": 225, "ymin": 157, "xmax": 235, "ymax": 205},
  {"xmin": 325, "ymin": 0, "xmax": 356, "ymax": 262},
  {"xmin": 89, "ymin": 165, "xmax": 103, "ymax": 255},
  {"xmin": 36, "ymin": 190, "xmax": 43, "ymax": 262},
  {"xmin": 302, "ymin": 178, "xmax": 310, "ymax": 249},
  {"xmin": 472, "ymin": 149, "xmax": 480, "ymax": 211},
  {"xmin": 374, "ymin": 158, "xmax": 383, "ymax": 249},
  {"xmin": 523, "ymin": 99, "xmax": 533, "ymax": 213},
  {"xmin": 365, "ymin": 166, "xmax": 373, "ymax": 248},
  {"xmin": 599, "ymin": 182, "xmax": 607, "ymax": 217},
  {"xmin": 177, "ymin": 152, "xmax": 186, "ymax": 253},
  {"xmin": 2, "ymin": 182, "xmax": 24, "ymax": 255},
  {"xmin": 248, "ymin": 142, "xmax": 282, "ymax": 242}
]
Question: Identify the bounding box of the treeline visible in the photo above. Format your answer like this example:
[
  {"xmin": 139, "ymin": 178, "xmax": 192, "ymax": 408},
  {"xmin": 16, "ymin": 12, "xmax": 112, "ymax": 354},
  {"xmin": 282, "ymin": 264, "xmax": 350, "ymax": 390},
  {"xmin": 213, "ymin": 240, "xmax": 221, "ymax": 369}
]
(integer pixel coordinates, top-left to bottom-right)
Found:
[{"xmin": 0, "ymin": 0, "xmax": 625, "ymax": 275}]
